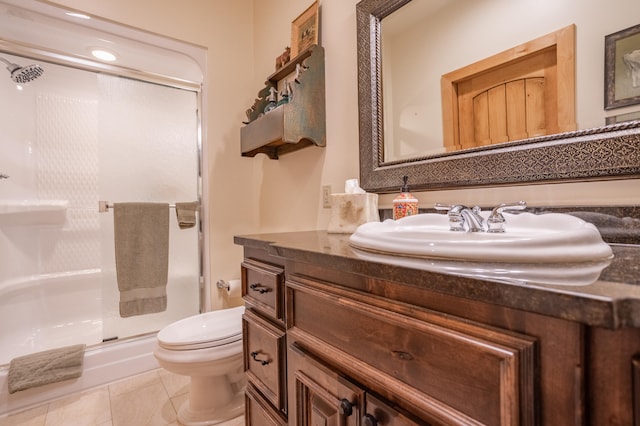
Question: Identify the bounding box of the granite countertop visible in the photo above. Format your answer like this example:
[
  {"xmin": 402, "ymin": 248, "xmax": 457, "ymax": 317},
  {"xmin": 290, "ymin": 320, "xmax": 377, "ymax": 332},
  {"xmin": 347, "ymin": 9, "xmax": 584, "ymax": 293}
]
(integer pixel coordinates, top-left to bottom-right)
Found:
[{"xmin": 235, "ymin": 230, "xmax": 640, "ymax": 330}]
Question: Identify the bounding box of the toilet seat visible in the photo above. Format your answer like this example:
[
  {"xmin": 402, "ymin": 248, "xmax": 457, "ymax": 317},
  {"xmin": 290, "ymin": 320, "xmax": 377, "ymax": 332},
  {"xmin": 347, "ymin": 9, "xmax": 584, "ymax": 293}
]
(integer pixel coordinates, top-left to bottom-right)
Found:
[{"xmin": 157, "ymin": 306, "xmax": 244, "ymax": 351}]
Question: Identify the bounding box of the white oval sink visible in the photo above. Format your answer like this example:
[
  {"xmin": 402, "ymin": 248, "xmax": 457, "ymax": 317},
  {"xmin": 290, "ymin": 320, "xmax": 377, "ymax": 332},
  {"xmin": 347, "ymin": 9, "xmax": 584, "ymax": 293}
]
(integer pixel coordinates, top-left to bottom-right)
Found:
[
  {"xmin": 349, "ymin": 212, "xmax": 613, "ymax": 263},
  {"xmin": 351, "ymin": 248, "xmax": 612, "ymax": 286}
]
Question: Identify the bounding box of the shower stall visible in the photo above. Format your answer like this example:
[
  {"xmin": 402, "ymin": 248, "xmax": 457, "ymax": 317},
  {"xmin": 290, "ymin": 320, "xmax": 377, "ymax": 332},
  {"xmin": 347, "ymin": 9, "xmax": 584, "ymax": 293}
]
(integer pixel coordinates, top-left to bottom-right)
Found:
[{"xmin": 0, "ymin": 0, "xmax": 207, "ymax": 414}]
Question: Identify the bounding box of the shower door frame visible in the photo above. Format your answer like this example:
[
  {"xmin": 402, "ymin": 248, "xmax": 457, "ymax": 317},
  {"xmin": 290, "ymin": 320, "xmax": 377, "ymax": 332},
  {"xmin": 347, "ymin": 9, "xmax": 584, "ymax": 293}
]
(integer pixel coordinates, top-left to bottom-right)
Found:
[{"xmin": 0, "ymin": 38, "xmax": 209, "ymax": 314}]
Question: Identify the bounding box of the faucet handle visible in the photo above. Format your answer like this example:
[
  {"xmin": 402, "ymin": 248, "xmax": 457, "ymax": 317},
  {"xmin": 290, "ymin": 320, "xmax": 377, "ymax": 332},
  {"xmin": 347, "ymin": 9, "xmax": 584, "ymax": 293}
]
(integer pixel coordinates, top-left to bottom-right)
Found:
[
  {"xmin": 487, "ymin": 201, "xmax": 527, "ymax": 233},
  {"xmin": 434, "ymin": 203, "xmax": 453, "ymax": 212},
  {"xmin": 434, "ymin": 204, "xmax": 465, "ymax": 230}
]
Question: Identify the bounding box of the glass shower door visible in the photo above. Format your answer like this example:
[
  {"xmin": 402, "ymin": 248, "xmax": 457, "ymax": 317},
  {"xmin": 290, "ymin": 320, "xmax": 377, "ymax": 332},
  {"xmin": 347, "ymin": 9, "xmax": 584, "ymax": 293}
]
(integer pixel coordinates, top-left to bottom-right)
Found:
[{"xmin": 97, "ymin": 74, "xmax": 200, "ymax": 341}]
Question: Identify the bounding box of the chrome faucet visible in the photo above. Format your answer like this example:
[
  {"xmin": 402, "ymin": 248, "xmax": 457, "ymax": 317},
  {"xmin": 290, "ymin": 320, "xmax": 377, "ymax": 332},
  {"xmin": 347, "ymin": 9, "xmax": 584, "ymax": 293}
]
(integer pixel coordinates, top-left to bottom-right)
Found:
[
  {"xmin": 435, "ymin": 201, "xmax": 527, "ymax": 233},
  {"xmin": 435, "ymin": 204, "xmax": 485, "ymax": 232}
]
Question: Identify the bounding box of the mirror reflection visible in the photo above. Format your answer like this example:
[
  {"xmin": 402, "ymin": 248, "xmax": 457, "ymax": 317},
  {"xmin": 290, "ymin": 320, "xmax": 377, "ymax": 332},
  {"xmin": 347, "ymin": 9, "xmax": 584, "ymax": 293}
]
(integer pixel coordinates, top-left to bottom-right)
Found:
[{"xmin": 381, "ymin": 0, "xmax": 640, "ymax": 162}]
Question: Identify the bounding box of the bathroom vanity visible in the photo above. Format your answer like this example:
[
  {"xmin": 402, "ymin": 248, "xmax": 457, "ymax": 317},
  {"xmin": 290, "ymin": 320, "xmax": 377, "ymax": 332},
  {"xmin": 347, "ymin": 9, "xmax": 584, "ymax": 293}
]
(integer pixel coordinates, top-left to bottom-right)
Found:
[{"xmin": 236, "ymin": 230, "xmax": 640, "ymax": 425}]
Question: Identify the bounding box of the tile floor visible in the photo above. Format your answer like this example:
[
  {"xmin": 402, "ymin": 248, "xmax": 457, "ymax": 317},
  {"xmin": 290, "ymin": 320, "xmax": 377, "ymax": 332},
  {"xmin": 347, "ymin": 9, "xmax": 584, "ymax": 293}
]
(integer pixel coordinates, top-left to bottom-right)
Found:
[{"xmin": 0, "ymin": 369, "xmax": 244, "ymax": 426}]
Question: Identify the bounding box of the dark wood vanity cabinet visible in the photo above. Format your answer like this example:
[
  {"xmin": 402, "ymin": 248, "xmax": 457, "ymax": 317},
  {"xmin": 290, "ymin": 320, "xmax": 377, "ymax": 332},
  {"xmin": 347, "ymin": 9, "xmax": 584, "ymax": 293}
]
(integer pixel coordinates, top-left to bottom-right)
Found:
[
  {"xmin": 286, "ymin": 275, "xmax": 540, "ymax": 425},
  {"xmin": 238, "ymin": 236, "xmax": 640, "ymax": 425},
  {"xmin": 280, "ymin": 271, "xmax": 584, "ymax": 425},
  {"xmin": 241, "ymin": 255, "xmax": 288, "ymax": 425}
]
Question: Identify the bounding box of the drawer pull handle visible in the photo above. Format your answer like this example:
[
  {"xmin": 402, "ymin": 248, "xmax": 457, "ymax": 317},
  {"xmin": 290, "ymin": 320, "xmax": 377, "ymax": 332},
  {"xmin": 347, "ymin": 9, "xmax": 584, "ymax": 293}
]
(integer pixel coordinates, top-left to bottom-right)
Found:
[
  {"xmin": 362, "ymin": 414, "xmax": 378, "ymax": 426},
  {"xmin": 250, "ymin": 351, "xmax": 270, "ymax": 366},
  {"xmin": 339, "ymin": 398, "xmax": 354, "ymax": 416},
  {"xmin": 249, "ymin": 283, "xmax": 271, "ymax": 294}
]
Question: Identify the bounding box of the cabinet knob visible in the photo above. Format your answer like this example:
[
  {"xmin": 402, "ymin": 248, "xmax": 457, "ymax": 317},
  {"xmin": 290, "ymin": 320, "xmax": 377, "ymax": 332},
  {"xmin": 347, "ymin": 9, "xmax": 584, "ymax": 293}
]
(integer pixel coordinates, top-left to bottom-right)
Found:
[
  {"xmin": 362, "ymin": 414, "xmax": 378, "ymax": 426},
  {"xmin": 339, "ymin": 398, "xmax": 354, "ymax": 416}
]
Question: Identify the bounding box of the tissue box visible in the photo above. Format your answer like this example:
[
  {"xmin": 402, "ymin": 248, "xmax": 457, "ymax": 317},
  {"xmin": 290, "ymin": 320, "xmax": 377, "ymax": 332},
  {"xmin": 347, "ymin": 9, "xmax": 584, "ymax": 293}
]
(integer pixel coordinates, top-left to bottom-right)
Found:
[{"xmin": 327, "ymin": 193, "xmax": 379, "ymax": 234}]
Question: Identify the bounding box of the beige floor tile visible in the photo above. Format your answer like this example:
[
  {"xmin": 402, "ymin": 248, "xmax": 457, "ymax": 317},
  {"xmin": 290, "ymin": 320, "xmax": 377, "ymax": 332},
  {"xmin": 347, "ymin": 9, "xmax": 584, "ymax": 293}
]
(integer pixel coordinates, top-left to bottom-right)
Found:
[
  {"xmin": 45, "ymin": 387, "xmax": 111, "ymax": 426},
  {"xmin": 170, "ymin": 403, "xmax": 243, "ymax": 426},
  {"xmin": 108, "ymin": 370, "xmax": 162, "ymax": 398},
  {"xmin": 1, "ymin": 371, "xmax": 244, "ymax": 426},
  {"xmin": 169, "ymin": 392, "xmax": 189, "ymax": 419},
  {"xmin": 220, "ymin": 416, "xmax": 244, "ymax": 426},
  {"xmin": 171, "ymin": 411, "xmax": 243, "ymax": 426},
  {"xmin": 110, "ymin": 379, "xmax": 176, "ymax": 426},
  {"xmin": 157, "ymin": 370, "xmax": 190, "ymax": 398},
  {"xmin": 0, "ymin": 405, "xmax": 47, "ymax": 426}
]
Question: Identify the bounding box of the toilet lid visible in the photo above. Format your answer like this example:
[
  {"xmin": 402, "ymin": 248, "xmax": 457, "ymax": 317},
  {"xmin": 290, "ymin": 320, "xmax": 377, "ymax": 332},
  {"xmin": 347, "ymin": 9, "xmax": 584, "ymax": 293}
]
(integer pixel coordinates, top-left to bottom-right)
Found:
[{"xmin": 157, "ymin": 306, "xmax": 244, "ymax": 350}]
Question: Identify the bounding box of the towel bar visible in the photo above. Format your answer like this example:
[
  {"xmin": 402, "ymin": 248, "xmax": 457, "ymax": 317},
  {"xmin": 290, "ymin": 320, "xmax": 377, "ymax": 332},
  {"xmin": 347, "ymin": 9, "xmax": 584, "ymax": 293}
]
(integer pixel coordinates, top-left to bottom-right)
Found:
[{"xmin": 98, "ymin": 201, "xmax": 199, "ymax": 213}]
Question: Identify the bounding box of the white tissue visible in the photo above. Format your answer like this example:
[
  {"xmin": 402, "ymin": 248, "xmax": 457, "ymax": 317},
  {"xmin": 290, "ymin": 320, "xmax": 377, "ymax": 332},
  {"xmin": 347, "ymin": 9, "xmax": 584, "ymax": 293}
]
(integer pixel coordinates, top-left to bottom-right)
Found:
[
  {"xmin": 217, "ymin": 279, "xmax": 243, "ymax": 309},
  {"xmin": 226, "ymin": 279, "xmax": 241, "ymax": 299},
  {"xmin": 344, "ymin": 178, "xmax": 366, "ymax": 194}
]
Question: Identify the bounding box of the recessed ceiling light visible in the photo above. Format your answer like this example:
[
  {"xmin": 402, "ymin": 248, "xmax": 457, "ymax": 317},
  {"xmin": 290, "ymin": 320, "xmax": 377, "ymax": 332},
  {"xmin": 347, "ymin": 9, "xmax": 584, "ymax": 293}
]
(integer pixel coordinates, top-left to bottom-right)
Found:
[
  {"xmin": 91, "ymin": 49, "xmax": 117, "ymax": 62},
  {"xmin": 66, "ymin": 12, "xmax": 91, "ymax": 20}
]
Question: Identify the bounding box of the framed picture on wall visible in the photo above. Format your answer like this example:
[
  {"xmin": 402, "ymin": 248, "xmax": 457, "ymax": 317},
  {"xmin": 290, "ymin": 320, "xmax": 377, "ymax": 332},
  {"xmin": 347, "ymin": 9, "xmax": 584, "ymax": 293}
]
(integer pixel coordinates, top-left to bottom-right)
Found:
[
  {"xmin": 290, "ymin": 1, "xmax": 319, "ymax": 58},
  {"xmin": 605, "ymin": 23, "xmax": 640, "ymax": 109}
]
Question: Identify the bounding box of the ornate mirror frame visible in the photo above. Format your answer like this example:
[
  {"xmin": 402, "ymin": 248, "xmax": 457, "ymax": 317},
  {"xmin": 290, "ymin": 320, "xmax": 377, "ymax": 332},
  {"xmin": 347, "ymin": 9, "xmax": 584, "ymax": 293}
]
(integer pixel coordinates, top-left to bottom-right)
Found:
[{"xmin": 357, "ymin": 0, "xmax": 640, "ymax": 193}]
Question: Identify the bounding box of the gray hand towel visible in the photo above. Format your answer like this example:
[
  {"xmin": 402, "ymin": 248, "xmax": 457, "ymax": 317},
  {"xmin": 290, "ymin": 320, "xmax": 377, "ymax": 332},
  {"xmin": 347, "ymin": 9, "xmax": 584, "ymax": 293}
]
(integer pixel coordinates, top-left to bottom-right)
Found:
[
  {"xmin": 114, "ymin": 202, "xmax": 169, "ymax": 317},
  {"xmin": 175, "ymin": 201, "xmax": 198, "ymax": 230},
  {"xmin": 8, "ymin": 344, "xmax": 86, "ymax": 394}
]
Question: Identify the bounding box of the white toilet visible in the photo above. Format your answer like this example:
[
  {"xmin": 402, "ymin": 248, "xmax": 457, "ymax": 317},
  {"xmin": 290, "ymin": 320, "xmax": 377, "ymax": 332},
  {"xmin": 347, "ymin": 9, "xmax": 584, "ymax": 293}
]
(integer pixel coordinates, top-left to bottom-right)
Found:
[{"xmin": 154, "ymin": 306, "xmax": 246, "ymax": 426}]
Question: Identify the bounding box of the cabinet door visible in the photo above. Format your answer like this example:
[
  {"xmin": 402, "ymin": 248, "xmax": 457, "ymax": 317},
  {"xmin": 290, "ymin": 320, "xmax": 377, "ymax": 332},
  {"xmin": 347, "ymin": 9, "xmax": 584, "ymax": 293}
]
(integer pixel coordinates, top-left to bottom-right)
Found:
[
  {"xmin": 288, "ymin": 344, "xmax": 363, "ymax": 426},
  {"xmin": 589, "ymin": 326, "xmax": 640, "ymax": 425},
  {"xmin": 246, "ymin": 383, "xmax": 287, "ymax": 426}
]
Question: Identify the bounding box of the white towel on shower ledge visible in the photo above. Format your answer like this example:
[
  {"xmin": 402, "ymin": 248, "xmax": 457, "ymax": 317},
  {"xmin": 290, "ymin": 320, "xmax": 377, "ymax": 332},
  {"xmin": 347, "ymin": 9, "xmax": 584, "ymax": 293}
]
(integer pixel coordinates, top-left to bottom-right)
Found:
[{"xmin": 114, "ymin": 202, "xmax": 169, "ymax": 317}]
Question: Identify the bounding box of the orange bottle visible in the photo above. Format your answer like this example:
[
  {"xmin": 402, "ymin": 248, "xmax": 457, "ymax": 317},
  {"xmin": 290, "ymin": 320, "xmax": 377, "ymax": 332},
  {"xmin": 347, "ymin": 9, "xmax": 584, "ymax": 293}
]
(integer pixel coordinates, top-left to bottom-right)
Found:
[{"xmin": 392, "ymin": 176, "xmax": 418, "ymax": 220}]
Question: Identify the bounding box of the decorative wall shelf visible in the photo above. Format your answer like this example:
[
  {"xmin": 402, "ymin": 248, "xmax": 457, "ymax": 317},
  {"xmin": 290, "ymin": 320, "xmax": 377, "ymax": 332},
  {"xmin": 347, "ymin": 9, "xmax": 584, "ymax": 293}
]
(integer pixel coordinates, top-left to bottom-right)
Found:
[{"xmin": 241, "ymin": 45, "xmax": 326, "ymax": 159}]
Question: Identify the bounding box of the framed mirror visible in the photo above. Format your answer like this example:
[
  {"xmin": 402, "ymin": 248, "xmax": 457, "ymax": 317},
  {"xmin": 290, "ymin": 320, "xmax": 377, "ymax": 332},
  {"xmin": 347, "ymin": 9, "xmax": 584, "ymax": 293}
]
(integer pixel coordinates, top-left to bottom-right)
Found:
[{"xmin": 356, "ymin": 0, "xmax": 640, "ymax": 193}]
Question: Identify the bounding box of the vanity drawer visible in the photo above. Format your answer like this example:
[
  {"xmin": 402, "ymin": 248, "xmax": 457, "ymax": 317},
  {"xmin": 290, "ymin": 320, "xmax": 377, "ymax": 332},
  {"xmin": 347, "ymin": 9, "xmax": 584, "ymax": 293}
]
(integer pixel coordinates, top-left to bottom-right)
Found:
[
  {"xmin": 242, "ymin": 258, "xmax": 285, "ymax": 322},
  {"xmin": 243, "ymin": 308, "xmax": 287, "ymax": 414},
  {"xmin": 286, "ymin": 275, "xmax": 537, "ymax": 425}
]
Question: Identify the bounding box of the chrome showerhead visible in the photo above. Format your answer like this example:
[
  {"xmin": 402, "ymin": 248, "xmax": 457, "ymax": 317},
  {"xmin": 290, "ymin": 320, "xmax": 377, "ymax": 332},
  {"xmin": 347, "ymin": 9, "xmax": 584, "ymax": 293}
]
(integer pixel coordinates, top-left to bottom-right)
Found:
[
  {"xmin": 10, "ymin": 64, "xmax": 44, "ymax": 83},
  {"xmin": 0, "ymin": 57, "xmax": 44, "ymax": 83}
]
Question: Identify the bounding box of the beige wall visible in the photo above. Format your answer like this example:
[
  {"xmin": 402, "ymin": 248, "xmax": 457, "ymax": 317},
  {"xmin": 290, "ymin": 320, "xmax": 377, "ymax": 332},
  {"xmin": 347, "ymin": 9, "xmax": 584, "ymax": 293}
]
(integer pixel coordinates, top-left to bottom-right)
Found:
[
  {"xmin": 250, "ymin": 0, "xmax": 361, "ymax": 234},
  {"xmin": 249, "ymin": 0, "xmax": 640, "ymax": 216},
  {"xmin": 46, "ymin": 0, "xmax": 640, "ymax": 308}
]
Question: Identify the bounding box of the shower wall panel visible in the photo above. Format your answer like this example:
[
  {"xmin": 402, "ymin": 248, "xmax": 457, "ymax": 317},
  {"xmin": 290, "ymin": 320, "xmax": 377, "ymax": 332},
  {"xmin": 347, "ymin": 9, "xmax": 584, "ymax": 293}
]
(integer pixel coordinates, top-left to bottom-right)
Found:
[
  {"xmin": 0, "ymin": 57, "xmax": 200, "ymax": 353},
  {"xmin": 36, "ymin": 93, "xmax": 100, "ymax": 274}
]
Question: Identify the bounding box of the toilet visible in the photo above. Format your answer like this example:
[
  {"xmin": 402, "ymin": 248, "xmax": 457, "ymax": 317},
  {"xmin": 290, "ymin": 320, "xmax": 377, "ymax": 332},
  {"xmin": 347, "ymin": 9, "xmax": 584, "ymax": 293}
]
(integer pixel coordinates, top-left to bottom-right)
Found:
[{"xmin": 154, "ymin": 306, "xmax": 245, "ymax": 426}]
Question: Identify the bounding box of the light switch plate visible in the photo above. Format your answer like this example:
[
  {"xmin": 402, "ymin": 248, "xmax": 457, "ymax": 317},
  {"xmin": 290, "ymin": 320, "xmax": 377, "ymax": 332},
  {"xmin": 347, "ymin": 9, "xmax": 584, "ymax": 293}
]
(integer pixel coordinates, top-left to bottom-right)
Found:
[{"xmin": 322, "ymin": 185, "xmax": 331, "ymax": 208}]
